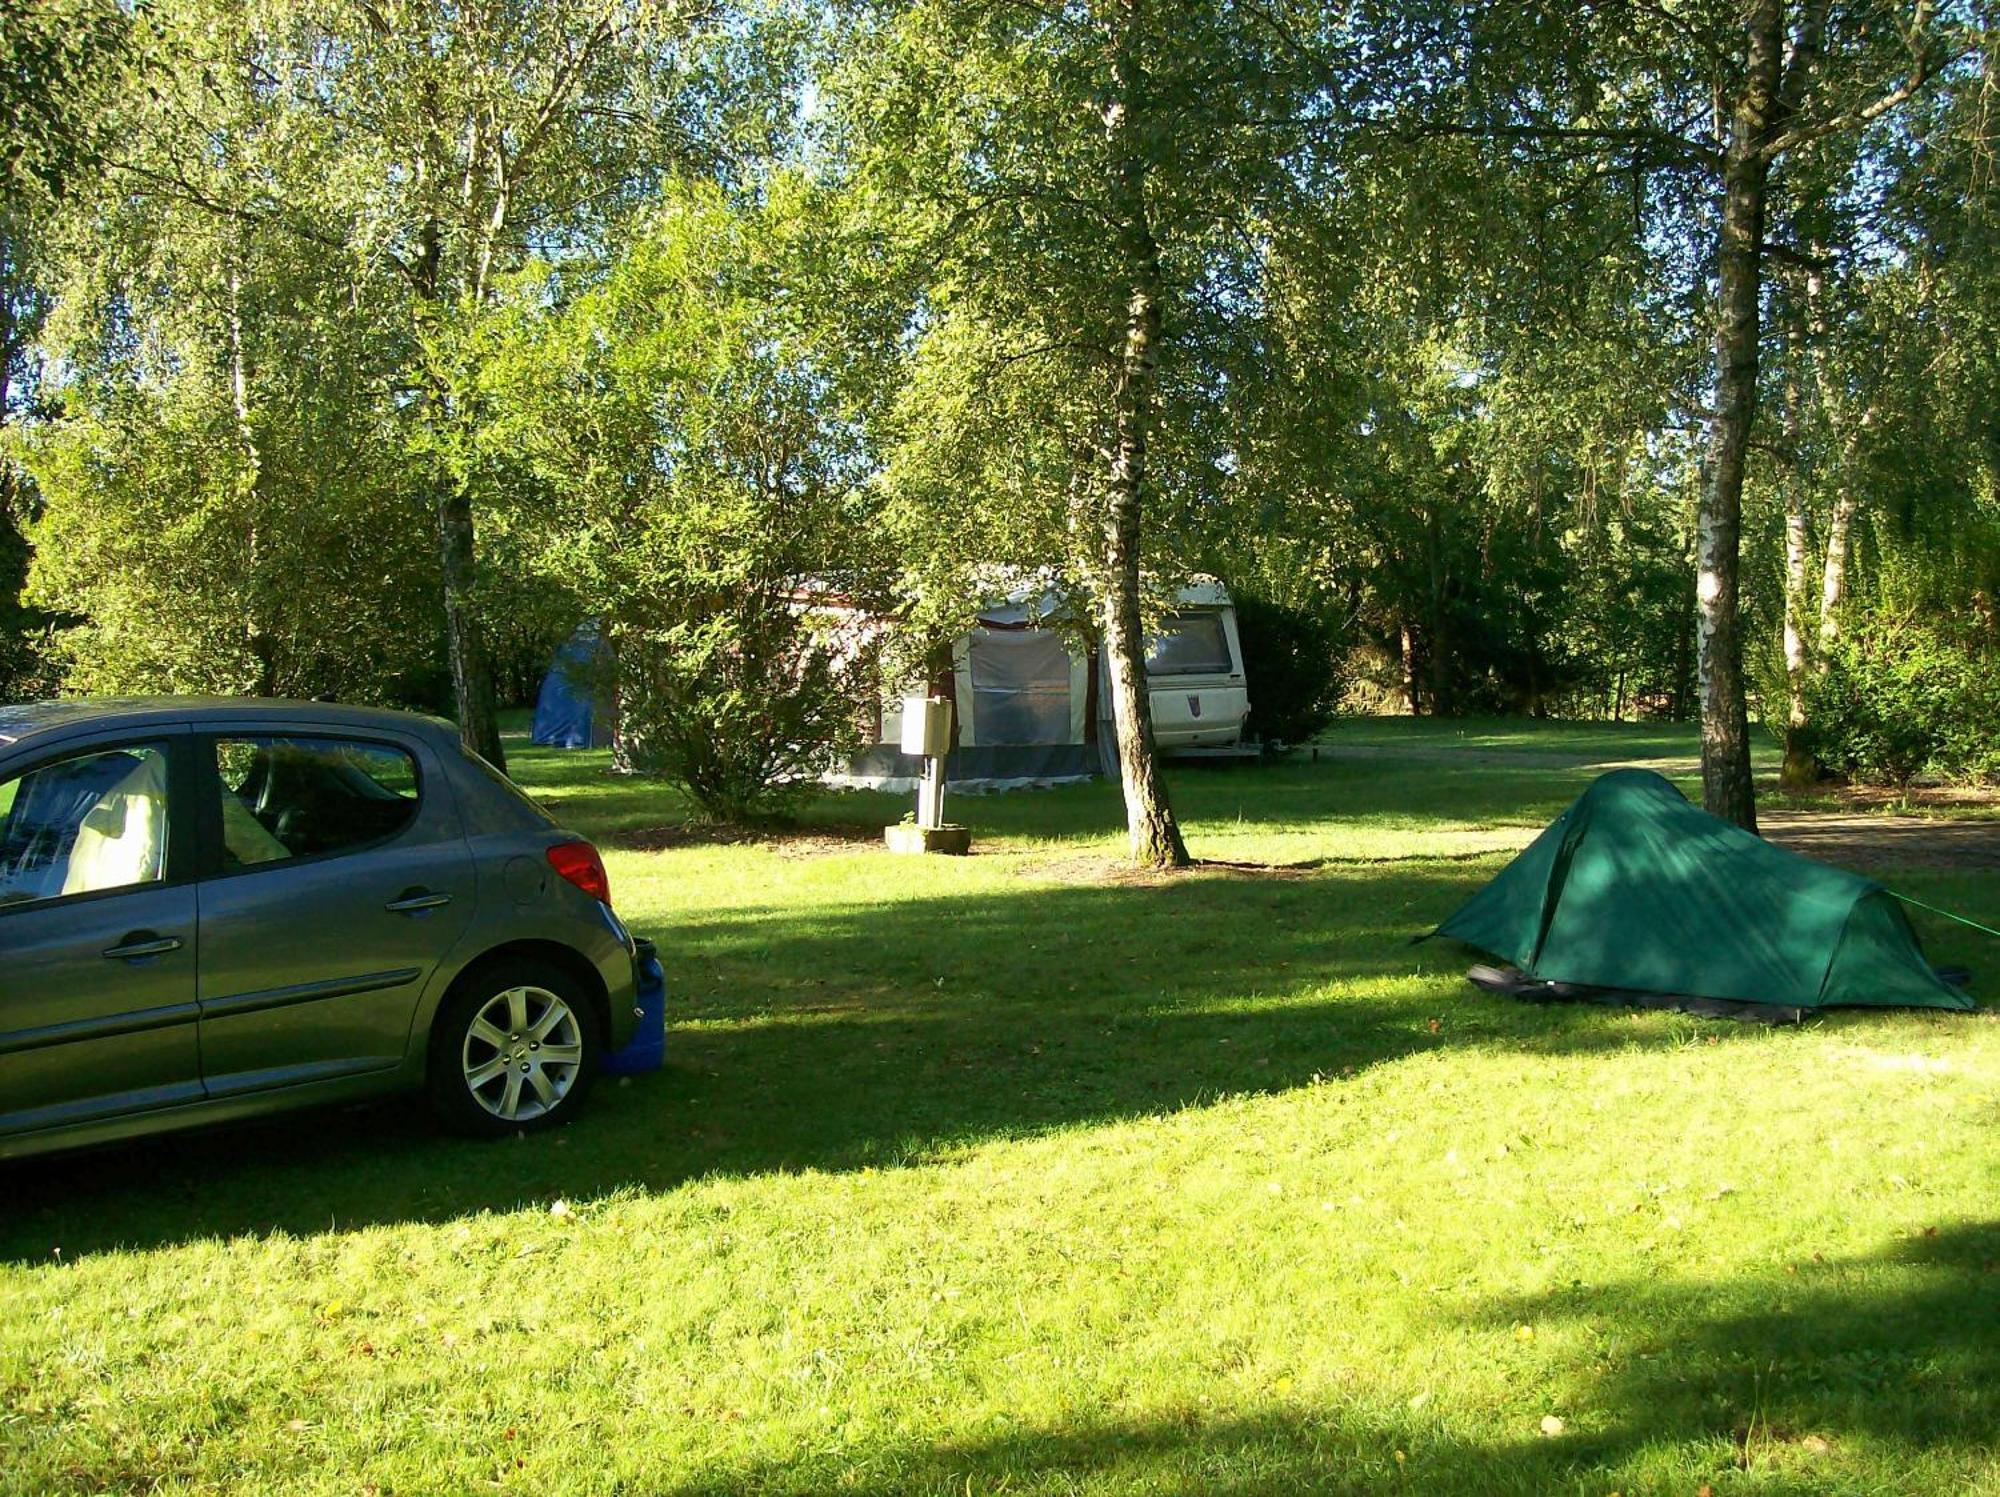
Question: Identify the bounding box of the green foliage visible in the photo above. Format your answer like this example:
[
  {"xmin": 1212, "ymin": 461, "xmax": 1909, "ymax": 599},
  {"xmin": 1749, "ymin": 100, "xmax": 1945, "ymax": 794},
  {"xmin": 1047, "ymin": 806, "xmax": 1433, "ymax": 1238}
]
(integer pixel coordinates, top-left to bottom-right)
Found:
[
  {"xmin": 0, "ymin": 0, "xmax": 1993, "ymax": 816},
  {"xmin": 7, "ymin": 0, "xmax": 779, "ymax": 753},
  {"xmin": 1228, "ymin": 590, "xmax": 1349, "ymax": 748},
  {"xmin": 14, "ymin": 192, "xmax": 447, "ymax": 703},
  {"xmin": 1803, "ymin": 619, "xmax": 2000, "ymax": 786},
  {"xmin": 0, "ymin": 0, "xmax": 137, "ymax": 701},
  {"xmin": 613, "ymin": 610, "xmax": 881, "ymax": 823},
  {"xmin": 0, "ymin": 0, "xmax": 133, "ymax": 201},
  {"xmin": 0, "ymin": 504, "xmax": 54, "ymax": 700},
  {"xmin": 482, "ymin": 179, "xmax": 887, "ymax": 821},
  {"xmin": 19, "ymin": 389, "xmax": 448, "ymax": 703},
  {"xmin": 839, "ymin": 0, "xmax": 1369, "ymax": 648}
]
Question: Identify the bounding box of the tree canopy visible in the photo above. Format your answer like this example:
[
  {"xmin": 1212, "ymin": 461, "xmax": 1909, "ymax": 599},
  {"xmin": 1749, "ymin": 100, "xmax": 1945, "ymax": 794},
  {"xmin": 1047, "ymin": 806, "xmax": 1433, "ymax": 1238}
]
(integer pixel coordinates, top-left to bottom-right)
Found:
[{"xmin": 3, "ymin": 0, "xmax": 1996, "ymax": 855}]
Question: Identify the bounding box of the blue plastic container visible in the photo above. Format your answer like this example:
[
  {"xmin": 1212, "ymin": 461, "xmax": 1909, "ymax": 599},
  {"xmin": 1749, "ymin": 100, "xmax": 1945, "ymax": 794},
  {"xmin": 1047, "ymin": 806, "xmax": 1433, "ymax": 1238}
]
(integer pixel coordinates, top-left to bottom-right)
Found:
[{"xmin": 602, "ymin": 938, "xmax": 666, "ymax": 1075}]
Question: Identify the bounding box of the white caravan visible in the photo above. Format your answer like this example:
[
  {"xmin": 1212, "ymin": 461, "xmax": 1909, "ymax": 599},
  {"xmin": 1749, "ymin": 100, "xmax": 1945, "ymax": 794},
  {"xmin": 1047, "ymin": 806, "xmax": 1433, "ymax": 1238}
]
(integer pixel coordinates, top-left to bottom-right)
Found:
[{"xmin": 843, "ymin": 579, "xmax": 1252, "ymax": 791}]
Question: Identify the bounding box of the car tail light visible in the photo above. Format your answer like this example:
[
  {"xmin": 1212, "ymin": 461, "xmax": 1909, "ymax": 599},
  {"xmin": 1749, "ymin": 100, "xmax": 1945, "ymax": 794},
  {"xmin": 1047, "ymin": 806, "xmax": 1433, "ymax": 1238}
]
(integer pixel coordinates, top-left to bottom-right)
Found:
[{"xmin": 546, "ymin": 840, "xmax": 610, "ymax": 905}]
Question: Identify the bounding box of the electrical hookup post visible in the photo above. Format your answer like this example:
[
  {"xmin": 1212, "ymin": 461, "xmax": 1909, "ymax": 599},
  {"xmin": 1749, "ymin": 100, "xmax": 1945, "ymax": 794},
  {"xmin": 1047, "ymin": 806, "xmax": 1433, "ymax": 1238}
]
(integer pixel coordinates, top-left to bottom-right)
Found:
[{"xmin": 884, "ymin": 695, "xmax": 971, "ymax": 855}]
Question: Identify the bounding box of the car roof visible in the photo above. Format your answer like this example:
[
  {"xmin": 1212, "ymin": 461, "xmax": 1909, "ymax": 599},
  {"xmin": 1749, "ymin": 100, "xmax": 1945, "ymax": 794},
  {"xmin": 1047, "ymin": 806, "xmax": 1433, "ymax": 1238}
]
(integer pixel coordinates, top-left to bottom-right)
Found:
[{"xmin": 0, "ymin": 697, "xmax": 461, "ymax": 750}]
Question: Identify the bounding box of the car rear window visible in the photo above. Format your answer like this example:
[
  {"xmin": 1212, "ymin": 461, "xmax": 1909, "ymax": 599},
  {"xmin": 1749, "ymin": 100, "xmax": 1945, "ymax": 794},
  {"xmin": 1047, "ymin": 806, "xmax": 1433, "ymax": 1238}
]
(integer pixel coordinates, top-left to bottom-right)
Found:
[{"xmin": 215, "ymin": 736, "xmax": 420, "ymax": 866}]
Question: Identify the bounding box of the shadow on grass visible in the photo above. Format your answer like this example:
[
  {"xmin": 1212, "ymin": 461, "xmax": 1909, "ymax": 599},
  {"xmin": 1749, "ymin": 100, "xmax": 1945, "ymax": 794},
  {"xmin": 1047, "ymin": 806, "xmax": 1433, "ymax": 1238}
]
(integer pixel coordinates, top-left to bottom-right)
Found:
[
  {"xmin": 643, "ymin": 1226, "xmax": 2000, "ymax": 1496},
  {"xmin": 10, "ymin": 853, "xmax": 1997, "ymax": 1490},
  {"xmin": 1454, "ymin": 1221, "xmax": 2000, "ymax": 1484},
  {"xmin": 658, "ymin": 1408, "xmax": 1577, "ymax": 1496},
  {"xmin": 0, "ymin": 864, "xmax": 1715, "ymax": 1262}
]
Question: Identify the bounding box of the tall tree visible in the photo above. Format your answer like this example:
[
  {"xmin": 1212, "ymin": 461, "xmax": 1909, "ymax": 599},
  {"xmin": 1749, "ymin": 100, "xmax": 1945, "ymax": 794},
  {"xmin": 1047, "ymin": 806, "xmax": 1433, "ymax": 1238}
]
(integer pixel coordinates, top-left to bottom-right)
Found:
[
  {"xmin": 17, "ymin": 196, "xmax": 454, "ymax": 702},
  {"xmin": 837, "ymin": 0, "xmax": 1368, "ymax": 865},
  {"xmin": 481, "ymin": 178, "xmax": 892, "ymax": 819},
  {"xmin": 1464, "ymin": 0, "xmax": 1966, "ymax": 825},
  {"xmin": 1094, "ymin": 0, "xmax": 1187, "ymax": 865},
  {"xmin": 1, "ymin": 0, "xmax": 139, "ymax": 698},
  {"xmin": 1697, "ymin": 0, "xmax": 1957, "ymax": 826},
  {"xmin": 78, "ymin": 0, "xmax": 740, "ymax": 762}
]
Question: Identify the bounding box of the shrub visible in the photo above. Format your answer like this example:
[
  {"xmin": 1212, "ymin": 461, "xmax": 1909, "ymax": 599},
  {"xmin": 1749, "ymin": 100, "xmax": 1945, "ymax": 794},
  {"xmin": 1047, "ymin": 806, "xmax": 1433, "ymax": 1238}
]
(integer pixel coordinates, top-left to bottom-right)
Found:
[
  {"xmin": 612, "ymin": 607, "xmax": 880, "ymax": 823},
  {"xmin": 1230, "ymin": 591, "xmax": 1349, "ymax": 748},
  {"xmin": 1802, "ymin": 621, "xmax": 2000, "ymax": 785},
  {"xmin": 481, "ymin": 180, "xmax": 888, "ymax": 821}
]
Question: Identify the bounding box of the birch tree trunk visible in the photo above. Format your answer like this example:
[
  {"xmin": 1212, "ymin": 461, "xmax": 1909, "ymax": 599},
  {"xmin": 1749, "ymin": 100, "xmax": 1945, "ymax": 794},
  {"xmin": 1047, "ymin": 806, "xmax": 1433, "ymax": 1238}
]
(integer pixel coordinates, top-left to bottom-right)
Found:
[
  {"xmin": 1819, "ymin": 487, "xmax": 1859, "ymax": 645},
  {"xmin": 1813, "ymin": 365, "xmax": 1869, "ymax": 648},
  {"xmin": 438, "ymin": 484, "xmax": 506, "ymax": 767},
  {"xmin": 411, "ymin": 70, "xmax": 507, "ymax": 772},
  {"xmin": 1696, "ymin": 0, "xmax": 1785, "ymax": 832},
  {"xmin": 226, "ymin": 263, "xmax": 277, "ymax": 696},
  {"xmin": 1780, "ymin": 498, "xmax": 1816, "ymax": 786},
  {"xmin": 1099, "ymin": 0, "xmax": 1188, "ymax": 869},
  {"xmin": 1779, "ymin": 307, "xmax": 1816, "ymax": 787}
]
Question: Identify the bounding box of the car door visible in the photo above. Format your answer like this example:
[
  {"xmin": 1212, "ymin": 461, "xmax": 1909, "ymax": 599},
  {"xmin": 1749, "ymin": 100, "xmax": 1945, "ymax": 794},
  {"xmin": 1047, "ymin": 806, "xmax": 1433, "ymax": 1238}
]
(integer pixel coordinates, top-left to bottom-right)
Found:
[
  {"xmin": 0, "ymin": 733, "xmax": 204, "ymax": 1140},
  {"xmin": 193, "ymin": 728, "xmax": 476, "ymax": 1097}
]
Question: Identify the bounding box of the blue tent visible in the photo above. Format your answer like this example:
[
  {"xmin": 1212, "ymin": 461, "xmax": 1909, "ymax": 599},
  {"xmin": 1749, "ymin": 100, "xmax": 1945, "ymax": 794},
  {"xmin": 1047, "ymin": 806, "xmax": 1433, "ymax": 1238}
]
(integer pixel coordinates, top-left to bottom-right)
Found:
[{"xmin": 531, "ymin": 625, "xmax": 609, "ymax": 749}]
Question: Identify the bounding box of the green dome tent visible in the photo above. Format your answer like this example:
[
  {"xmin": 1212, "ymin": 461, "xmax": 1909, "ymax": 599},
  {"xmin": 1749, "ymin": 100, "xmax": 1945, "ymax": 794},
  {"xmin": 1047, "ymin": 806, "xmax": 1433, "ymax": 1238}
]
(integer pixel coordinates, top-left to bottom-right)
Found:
[{"xmin": 1434, "ymin": 769, "xmax": 1971, "ymax": 1016}]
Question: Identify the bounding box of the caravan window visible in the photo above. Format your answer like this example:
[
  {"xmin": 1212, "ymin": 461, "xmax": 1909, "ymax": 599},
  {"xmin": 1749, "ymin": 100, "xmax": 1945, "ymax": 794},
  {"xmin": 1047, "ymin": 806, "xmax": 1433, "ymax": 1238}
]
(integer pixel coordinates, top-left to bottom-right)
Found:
[
  {"xmin": 968, "ymin": 629, "xmax": 1073, "ymax": 746},
  {"xmin": 1147, "ymin": 612, "xmax": 1233, "ymax": 676}
]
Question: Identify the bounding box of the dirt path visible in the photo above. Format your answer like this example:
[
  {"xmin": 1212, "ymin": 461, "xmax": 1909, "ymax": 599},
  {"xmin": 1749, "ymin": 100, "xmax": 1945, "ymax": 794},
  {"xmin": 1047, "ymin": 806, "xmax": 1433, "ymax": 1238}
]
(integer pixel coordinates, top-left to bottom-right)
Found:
[
  {"xmin": 1315, "ymin": 743, "xmax": 2000, "ymax": 873},
  {"xmin": 1760, "ymin": 813, "xmax": 2000, "ymax": 875}
]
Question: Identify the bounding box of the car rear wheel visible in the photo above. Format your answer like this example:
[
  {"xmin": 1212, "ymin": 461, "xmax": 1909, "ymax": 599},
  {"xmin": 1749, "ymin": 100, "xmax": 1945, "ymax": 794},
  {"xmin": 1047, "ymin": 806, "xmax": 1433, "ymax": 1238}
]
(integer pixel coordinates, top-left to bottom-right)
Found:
[{"xmin": 428, "ymin": 958, "xmax": 601, "ymax": 1134}]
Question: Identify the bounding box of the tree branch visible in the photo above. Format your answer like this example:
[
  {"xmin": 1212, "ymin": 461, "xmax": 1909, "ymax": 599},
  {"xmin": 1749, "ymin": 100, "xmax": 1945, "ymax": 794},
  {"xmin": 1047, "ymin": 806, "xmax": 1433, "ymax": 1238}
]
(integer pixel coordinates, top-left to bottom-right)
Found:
[{"xmin": 1760, "ymin": 1, "xmax": 1960, "ymax": 159}]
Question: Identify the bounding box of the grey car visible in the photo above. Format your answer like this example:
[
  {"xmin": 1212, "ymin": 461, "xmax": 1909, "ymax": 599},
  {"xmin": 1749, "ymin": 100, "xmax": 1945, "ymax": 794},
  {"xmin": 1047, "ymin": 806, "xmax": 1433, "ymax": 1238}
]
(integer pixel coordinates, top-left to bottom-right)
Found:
[{"xmin": 0, "ymin": 698, "xmax": 642, "ymax": 1161}]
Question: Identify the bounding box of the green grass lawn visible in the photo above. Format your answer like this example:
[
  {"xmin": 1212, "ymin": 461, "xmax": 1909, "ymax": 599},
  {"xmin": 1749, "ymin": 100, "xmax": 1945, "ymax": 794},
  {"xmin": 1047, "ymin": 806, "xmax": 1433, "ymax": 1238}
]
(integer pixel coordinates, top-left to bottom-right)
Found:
[
  {"xmin": 1316, "ymin": 712, "xmax": 1722, "ymax": 764},
  {"xmin": 6, "ymin": 721, "xmax": 2000, "ymax": 1494}
]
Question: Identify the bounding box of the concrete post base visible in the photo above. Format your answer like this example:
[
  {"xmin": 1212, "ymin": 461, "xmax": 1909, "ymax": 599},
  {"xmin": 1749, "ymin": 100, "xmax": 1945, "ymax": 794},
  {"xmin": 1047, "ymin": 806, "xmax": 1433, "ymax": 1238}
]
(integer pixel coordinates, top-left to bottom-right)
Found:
[{"xmin": 884, "ymin": 823, "xmax": 972, "ymax": 856}]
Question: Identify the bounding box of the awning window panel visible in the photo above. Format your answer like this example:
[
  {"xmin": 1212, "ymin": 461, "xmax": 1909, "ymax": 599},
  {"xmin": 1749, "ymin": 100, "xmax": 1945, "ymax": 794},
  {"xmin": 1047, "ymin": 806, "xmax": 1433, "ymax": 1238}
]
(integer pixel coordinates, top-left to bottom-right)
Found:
[{"xmin": 969, "ymin": 628, "xmax": 1074, "ymax": 745}]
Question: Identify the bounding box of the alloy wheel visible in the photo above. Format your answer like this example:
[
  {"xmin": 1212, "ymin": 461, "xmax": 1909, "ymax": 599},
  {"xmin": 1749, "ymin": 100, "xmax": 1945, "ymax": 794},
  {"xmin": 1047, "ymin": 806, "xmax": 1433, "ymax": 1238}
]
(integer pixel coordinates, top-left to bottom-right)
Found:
[{"xmin": 460, "ymin": 984, "xmax": 585, "ymax": 1122}]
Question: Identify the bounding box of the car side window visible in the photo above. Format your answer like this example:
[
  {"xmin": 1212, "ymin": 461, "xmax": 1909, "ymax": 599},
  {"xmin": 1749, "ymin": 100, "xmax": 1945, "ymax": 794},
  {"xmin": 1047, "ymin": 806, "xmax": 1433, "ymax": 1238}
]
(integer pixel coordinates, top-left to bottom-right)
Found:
[
  {"xmin": 215, "ymin": 736, "xmax": 420, "ymax": 869},
  {"xmin": 0, "ymin": 744, "xmax": 173, "ymax": 907}
]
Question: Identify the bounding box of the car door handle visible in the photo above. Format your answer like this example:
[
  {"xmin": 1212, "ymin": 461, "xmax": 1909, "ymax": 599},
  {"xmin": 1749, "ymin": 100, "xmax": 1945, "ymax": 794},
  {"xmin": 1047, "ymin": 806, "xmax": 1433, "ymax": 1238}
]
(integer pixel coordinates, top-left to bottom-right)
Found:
[
  {"xmin": 103, "ymin": 933, "xmax": 184, "ymax": 961},
  {"xmin": 385, "ymin": 889, "xmax": 453, "ymax": 914}
]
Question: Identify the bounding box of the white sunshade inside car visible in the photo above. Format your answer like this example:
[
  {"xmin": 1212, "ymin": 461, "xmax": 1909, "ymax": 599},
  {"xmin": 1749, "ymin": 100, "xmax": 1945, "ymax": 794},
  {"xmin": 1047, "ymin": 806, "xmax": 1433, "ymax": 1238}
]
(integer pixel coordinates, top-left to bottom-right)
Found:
[{"xmin": 61, "ymin": 749, "xmax": 169, "ymax": 896}]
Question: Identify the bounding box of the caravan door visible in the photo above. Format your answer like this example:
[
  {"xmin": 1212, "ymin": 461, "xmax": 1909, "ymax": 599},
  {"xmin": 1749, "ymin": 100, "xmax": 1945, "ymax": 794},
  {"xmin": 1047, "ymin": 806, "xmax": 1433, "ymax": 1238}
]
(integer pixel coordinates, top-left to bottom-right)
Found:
[{"xmin": 1145, "ymin": 608, "xmax": 1249, "ymax": 749}]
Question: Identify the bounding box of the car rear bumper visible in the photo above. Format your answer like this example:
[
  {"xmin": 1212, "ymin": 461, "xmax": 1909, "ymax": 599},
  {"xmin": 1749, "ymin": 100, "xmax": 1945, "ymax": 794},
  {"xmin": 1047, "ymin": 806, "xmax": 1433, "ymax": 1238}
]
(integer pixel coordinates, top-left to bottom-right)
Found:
[
  {"xmin": 604, "ymin": 938, "xmax": 666, "ymax": 1074},
  {"xmin": 586, "ymin": 903, "xmax": 645, "ymax": 1053}
]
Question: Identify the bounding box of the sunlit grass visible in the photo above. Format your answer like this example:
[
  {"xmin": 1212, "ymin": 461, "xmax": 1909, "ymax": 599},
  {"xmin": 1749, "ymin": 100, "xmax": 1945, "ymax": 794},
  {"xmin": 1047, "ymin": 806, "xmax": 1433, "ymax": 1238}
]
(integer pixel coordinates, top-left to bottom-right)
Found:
[
  {"xmin": 1317, "ymin": 712, "xmax": 1720, "ymax": 763},
  {"xmin": 4, "ymin": 722, "xmax": 1999, "ymax": 1494}
]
